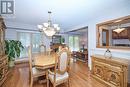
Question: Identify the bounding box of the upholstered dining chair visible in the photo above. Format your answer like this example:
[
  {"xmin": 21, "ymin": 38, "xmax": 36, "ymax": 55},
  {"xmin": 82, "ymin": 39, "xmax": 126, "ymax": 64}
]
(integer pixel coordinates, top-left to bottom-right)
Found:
[
  {"xmin": 47, "ymin": 48, "xmax": 71, "ymax": 87},
  {"xmin": 28, "ymin": 46, "xmax": 46, "ymax": 87}
]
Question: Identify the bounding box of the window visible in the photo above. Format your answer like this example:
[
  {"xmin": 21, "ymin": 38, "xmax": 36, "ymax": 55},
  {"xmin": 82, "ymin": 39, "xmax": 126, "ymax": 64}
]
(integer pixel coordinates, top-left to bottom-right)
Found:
[
  {"xmin": 17, "ymin": 32, "xmax": 41, "ymax": 58},
  {"xmin": 102, "ymin": 29, "xmax": 109, "ymax": 46},
  {"xmin": 69, "ymin": 36, "xmax": 79, "ymax": 51},
  {"xmin": 32, "ymin": 33, "xmax": 42, "ymax": 53},
  {"xmin": 18, "ymin": 32, "xmax": 30, "ymax": 58}
]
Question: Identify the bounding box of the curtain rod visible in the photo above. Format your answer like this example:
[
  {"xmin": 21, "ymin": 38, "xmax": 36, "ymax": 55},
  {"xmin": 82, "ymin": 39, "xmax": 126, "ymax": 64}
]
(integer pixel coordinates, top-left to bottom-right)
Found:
[
  {"xmin": 6, "ymin": 27, "xmax": 39, "ymax": 32},
  {"xmin": 66, "ymin": 26, "xmax": 88, "ymax": 33}
]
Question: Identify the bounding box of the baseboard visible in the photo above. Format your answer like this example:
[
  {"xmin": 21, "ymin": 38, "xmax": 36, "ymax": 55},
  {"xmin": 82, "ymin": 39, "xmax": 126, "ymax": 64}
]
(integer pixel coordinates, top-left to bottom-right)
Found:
[{"xmin": 14, "ymin": 58, "xmax": 29, "ymax": 64}]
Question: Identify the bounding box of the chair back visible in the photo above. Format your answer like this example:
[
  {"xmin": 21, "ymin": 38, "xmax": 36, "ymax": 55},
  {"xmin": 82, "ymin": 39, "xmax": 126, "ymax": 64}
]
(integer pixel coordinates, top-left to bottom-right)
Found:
[
  {"xmin": 39, "ymin": 44, "xmax": 46, "ymax": 54},
  {"xmin": 65, "ymin": 46, "xmax": 69, "ymax": 50},
  {"xmin": 57, "ymin": 48, "xmax": 70, "ymax": 74},
  {"xmin": 58, "ymin": 46, "xmax": 62, "ymax": 52}
]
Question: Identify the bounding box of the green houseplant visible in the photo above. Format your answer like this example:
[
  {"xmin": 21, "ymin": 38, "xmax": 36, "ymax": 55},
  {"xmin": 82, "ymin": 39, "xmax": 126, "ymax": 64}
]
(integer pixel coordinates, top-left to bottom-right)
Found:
[
  {"xmin": 5, "ymin": 40, "xmax": 24, "ymax": 67},
  {"xmin": 60, "ymin": 37, "xmax": 65, "ymax": 44}
]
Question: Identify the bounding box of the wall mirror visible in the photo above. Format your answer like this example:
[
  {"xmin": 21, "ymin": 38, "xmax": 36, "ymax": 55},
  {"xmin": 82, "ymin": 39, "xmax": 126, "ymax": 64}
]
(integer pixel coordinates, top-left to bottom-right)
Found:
[{"xmin": 96, "ymin": 15, "xmax": 130, "ymax": 49}]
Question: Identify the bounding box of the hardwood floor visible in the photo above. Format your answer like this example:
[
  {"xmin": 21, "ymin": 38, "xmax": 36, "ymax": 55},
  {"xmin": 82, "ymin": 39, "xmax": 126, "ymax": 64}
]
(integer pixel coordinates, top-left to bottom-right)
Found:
[{"xmin": 2, "ymin": 61, "xmax": 107, "ymax": 87}]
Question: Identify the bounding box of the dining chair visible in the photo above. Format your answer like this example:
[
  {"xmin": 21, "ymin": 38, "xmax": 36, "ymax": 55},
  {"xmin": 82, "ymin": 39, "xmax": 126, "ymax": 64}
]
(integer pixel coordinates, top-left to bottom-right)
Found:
[
  {"xmin": 58, "ymin": 46, "xmax": 62, "ymax": 52},
  {"xmin": 28, "ymin": 46, "xmax": 46, "ymax": 87},
  {"xmin": 47, "ymin": 48, "xmax": 71, "ymax": 87},
  {"xmin": 39, "ymin": 44, "xmax": 46, "ymax": 54}
]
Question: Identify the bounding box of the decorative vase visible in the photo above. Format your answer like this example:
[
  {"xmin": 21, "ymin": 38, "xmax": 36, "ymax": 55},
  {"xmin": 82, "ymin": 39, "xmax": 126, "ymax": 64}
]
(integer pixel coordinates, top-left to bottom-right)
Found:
[
  {"xmin": 9, "ymin": 60, "xmax": 15, "ymax": 68},
  {"xmin": 104, "ymin": 49, "xmax": 112, "ymax": 59}
]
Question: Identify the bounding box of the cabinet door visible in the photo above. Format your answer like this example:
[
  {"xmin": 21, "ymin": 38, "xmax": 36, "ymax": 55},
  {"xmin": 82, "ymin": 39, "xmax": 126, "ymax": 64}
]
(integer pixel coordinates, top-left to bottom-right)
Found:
[
  {"xmin": 0, "ymin": 68, "xmax": 4, "ymax": 81},
  {"xmin": 93, "ymin": 61, "xmax": 104, "ymax": 79},
  {"xmin": 105, "ymin": 66, "xmax": 122, "ymax": 87}
]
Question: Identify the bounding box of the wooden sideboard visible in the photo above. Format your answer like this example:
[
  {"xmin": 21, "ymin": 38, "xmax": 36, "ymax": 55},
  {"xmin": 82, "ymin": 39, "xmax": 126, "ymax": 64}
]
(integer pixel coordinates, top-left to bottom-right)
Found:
[
  {"xmin": 76, "ymin": 51, "xmax": 88, "ymax": 62},
  {"xmin": 91, "ymin": 55, "xmax": 129, "ymax": 87},
  {"xmin": 0, "ymin": 16, "xmax": 8, "ymax": 86}
]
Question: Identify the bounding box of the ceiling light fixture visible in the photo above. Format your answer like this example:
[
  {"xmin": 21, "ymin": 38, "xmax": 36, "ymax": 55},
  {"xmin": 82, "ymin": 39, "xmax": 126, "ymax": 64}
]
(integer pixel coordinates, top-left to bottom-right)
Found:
[
  {"xmin": 113, "ymin": 24, "xmax": 125, "ymax": 33},
  {"xmin": 38, "ymin": 11, "xmax": 60, "ymax": 37}
]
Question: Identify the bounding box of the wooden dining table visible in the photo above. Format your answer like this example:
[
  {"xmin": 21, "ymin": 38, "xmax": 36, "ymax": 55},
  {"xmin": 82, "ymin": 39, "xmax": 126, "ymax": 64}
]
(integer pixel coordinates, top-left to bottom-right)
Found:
[{"xmin": 34, "ymin": 53, "xmax": 56, "ymax": 69}]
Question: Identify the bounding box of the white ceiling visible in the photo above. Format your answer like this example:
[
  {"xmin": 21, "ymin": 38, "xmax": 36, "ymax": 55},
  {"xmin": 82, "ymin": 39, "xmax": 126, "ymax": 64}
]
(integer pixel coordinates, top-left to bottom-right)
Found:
[{"xmin": 5, "ymin": 0, "xmax": 130, "ymax": 30}]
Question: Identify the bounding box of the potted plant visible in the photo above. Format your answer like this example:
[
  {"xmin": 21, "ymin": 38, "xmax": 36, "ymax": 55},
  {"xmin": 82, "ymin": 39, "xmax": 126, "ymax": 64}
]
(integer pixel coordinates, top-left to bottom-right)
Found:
[
  {"xmin": 5, "ymin": 40, "xmax": 24, "ymax": 67},
  {"xmin": 60, "ymin": 37, "xmax": 65, "ymax": 44}
]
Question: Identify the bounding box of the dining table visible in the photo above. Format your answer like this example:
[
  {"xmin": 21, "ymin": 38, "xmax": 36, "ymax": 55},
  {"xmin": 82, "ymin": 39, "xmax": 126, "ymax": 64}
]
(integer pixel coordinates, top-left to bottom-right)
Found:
[{"xmin": 34, "ymin": 53, "xmax": 56, "ymax": 69}]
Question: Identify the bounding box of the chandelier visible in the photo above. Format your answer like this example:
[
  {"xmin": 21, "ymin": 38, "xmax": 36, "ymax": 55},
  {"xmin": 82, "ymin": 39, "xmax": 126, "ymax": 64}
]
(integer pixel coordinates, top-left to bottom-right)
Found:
[
  {"xmin": 38, "ymin": 11, "xmax": 60, "ymax": 36},
  {"xmin": 113, "ymin": 24, "xmax": 125, "ymax": 33}
]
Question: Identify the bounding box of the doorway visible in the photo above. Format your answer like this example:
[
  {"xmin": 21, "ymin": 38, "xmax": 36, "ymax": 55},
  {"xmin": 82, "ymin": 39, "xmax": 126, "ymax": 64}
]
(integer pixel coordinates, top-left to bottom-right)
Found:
[{"xmin": 68, "ymin": 27, "xmax": 88, "ymax": 62}]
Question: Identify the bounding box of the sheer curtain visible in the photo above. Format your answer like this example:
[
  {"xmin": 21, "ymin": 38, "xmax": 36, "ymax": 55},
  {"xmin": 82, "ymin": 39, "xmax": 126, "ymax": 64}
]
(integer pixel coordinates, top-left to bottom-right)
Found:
[
  {"xmin": 32, "ymin": 33, "xmax": 42, "ymax": 53},
  {"xmin": 18, "ymin": 32, "xmax": 31, "ymax": 58},
  {"xmin": 17, "ymin": 32, "xmax": 41, "ymax": 59},
  {"xmin": 69, "ymin": 35, "xmax": 79, "ymax": 51}
]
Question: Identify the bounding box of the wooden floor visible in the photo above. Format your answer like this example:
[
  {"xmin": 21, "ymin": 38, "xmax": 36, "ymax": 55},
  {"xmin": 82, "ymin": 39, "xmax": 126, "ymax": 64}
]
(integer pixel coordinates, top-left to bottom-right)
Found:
[{"xmin": 2, "ymin": 61, "xmax": 107, "ymax": 87}]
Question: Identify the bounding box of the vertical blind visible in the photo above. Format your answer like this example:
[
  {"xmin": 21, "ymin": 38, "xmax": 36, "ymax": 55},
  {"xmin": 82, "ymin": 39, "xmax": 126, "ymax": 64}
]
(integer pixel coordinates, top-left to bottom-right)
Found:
[
  {"xmin": 17, "ymin": 32, "xmax": 41, "ymax": 58},
  {"xmin": 69, "ymin": 36, "xmax": 79, "ymax": 51}
]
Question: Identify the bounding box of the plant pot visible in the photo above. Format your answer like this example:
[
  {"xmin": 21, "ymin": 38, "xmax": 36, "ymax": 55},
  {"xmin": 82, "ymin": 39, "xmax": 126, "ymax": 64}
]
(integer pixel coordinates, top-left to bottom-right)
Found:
[{"xmin": 9, "ymin": 60, "xmax": 15, "ymax": 67}]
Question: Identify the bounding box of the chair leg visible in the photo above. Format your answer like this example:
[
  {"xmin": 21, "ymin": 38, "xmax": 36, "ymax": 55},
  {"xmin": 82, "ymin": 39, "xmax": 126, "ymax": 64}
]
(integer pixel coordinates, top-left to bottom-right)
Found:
[
  {"xmin": 68, "ymin": 79, "xmax": 70, "ymax": 87},
  {"xmin": 30, "ymin": 78, "xmax": 33, "ymax": 87},
  {"xmin": 29, "ymin": 73, "xmax": 33, "ymax": 87},
  {"xmin": 46, "ymin": 71, "xmax": 49, "ymax": 87},
  {"xmin": 53, "ymin": 83, "xmax": 56, "ymax": 87},
  {"xmin": 53, "ymin": 84, "xmax": 56, "ymax": 87},
  {"xmin": 47, "ymin": 79, "xmax": 49, "ymax": 87}
]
